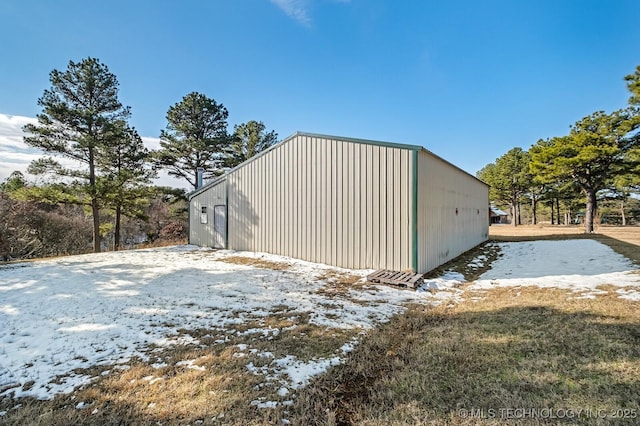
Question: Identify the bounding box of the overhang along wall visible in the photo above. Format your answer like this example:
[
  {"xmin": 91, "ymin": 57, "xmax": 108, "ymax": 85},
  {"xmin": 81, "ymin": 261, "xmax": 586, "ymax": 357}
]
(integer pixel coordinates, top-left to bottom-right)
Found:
[
  {"xmin": 416, "ymin": 150, "xmax": 489, "ymax": 273},
  {"xmin": 225, "ymin": 134, "xmax": 415, "ymax": 271}
]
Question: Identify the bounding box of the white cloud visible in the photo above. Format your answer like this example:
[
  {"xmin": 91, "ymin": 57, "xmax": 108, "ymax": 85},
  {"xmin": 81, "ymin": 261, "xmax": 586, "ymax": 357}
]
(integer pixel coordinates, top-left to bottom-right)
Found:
[
  {"xmin": 0, "ymin": 114, "xmax": 39, "ymax": 181},
  {"xmin": 0, "ymin": 113, "xmax": 186, "ymax": 190},
  {"xmin": 270, "ymin": 0, "xmax": 311, "ymax": 26},
  {"xmin": 269, "ymin": 0, "xmax": 351, "ymax": 26},
  {"xmin": 141, "ymin": 136, "xmax": 162, "ymax": 150}
]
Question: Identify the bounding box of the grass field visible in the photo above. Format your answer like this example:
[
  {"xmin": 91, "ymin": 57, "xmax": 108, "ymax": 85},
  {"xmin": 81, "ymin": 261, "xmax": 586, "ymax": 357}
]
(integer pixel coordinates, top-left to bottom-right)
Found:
[
  {"xmin": 289, "ymin": 226, "xmax": 640, "ymax": 425},
  {"xmin": 1, "ymin": 226, "xmax": 639, "ymax": 425}
]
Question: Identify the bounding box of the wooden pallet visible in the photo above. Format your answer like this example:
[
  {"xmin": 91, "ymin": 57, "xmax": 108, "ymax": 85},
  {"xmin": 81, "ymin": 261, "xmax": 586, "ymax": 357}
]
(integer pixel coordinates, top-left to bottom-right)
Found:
[{"xmin": 366, "ymin": 269, "xmax": 424, "ymax": 289}]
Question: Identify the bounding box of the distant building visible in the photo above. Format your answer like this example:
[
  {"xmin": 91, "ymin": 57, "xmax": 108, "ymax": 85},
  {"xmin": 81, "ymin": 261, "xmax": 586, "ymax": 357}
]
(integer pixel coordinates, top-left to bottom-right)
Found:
[
  {"xmin": 490, "ymin": 206, "xmax": 509, "ymax": 224},
  {"xmin": 189, "ymin": 132, "xmax": 489, "ymax": 273}
]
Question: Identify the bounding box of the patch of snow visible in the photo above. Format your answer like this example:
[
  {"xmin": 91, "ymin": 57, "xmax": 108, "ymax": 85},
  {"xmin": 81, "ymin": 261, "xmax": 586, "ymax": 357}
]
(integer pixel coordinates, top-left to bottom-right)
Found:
[
  {"xmin": 470, "ymin": 240, "xmax": 638, "ymax": 293},
  {"xmin": 617, "ymin": 288, "xmax": 640, "ymax": 301},
  {"xmin": 418, "ymin": 271, "xmax": 464, "ymax": 292},
  {"xmin": 250, "ymin": 399, "xmax": 278, "ymax": 409},
  {"xmin": 176, "ymin": 359, "xmax": 206, "ymax": 371},
  {"xmin": 274, "ymin": 355, "xmax": 342, "ymax": 389},
  {"xmin": 1, "ymin": 241, "xmax": 637, "ymax": 401},
  {"xmin": 141, "ymin": 375, "xmax": 164, "ymax": 385}
]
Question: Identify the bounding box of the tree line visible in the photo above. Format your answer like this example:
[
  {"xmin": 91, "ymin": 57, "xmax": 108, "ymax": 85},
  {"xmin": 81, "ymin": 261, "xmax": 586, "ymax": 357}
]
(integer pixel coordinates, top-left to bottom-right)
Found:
[
  {"xmin": 478, "ymin": 66, "xmax": 640, "ymax": 233},
  {"xmin": 0, "ymin": 57, "xmax": 278, "ymax": 259}
]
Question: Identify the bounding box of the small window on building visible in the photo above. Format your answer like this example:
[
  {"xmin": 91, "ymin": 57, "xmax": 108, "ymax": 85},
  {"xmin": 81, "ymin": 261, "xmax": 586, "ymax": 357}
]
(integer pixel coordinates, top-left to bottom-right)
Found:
[{"xmin": 200, "ymin": 206, "xmax": 208, "ymax": 224}]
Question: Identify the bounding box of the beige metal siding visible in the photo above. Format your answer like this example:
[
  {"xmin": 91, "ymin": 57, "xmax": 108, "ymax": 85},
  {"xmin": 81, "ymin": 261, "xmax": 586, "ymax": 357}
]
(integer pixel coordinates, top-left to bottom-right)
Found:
[
  {"xmin": 189, "ymin": 180, "xmax": 226, "ymax": 248},
  {"xmin": 225, "ymin": 134, "xmax": 413, "ymax": 271},
  {"xmin": 416, "ymin": 150, "xmax": 489, "ymax": 272}
]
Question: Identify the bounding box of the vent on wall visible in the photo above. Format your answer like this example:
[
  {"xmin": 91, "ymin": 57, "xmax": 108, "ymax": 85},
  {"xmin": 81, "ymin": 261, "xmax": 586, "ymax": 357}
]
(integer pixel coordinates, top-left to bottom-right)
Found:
[{"xmin": 197, "ymin": 167, "xmax": 204, "ymax": 189}]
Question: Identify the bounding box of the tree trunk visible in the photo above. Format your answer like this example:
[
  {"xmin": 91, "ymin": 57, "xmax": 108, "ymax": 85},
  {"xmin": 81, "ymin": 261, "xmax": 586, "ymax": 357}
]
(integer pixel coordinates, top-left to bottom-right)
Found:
[
  {"xmin": 517, "ymin": 202, "xmax": 522, "ymax": 226},
  {"xmin": 621, "ymin": 199, "xmax": 626, "ymax": 226},
  {"xmin": 556, "ymin": 198, "xmax": 561, "ymax": 225},
  {"xmin": 584, "ymin": 189, "xmax": 597, "ymax": 233},
  {"xmin": 91, "ymin": 199, "xmax": 100, "ymax": 252},
  {"xmin": 89, "ymin": 148, "xmax": 101, "ymax": 253},
  {"xmin": 510, "ymin": 202, "xmax": 517, "ymax": 227},
  {"xmin": 531, "ymin": 194, "xmax": 537, "ymax": 225},
  {"xmin": 550, "ymin": 199, "xmax": 555, "ymax": 225},
  {"xmin": 114, "ymin": 204, "xmax": 121, "ymax": 251}
]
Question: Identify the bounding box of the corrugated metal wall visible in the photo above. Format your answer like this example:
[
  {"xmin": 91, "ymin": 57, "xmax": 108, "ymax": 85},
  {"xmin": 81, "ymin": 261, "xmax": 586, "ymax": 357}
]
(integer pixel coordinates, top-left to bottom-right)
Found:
[
  {"xmin": 189, "ymin": 133, "xmax": 489, "ymax": 274},
  {"xmin": 416, "ymin": 150, "xmax": 489, "ymax": 272},
  {"xmin": 225, "ymin": 134, "xmax": 414, "ymax": 271},
  {"xmin": 189, "ymin": 179, "xmax": 227, "ymax": 248}
]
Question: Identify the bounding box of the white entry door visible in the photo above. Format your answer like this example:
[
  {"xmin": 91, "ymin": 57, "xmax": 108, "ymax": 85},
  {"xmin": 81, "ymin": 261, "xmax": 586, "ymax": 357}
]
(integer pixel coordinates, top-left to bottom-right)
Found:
[{"xmin": 213, "ymin": 205, "xmax": 226, "ymax": 248}]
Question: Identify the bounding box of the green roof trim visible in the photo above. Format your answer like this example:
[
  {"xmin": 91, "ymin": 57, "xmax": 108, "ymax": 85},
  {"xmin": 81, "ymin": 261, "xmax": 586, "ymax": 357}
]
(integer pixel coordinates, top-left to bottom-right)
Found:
[
  {"xmin": 292, "ymin": 131, "xmax": 423, "ymax": 152},
  {"xmin": 188, "ymin": 131, "xmax": 486, "ymax": 199},
  {"xmin": 189, "ymin": 131, "xmax": 423, "ymax": 199}
]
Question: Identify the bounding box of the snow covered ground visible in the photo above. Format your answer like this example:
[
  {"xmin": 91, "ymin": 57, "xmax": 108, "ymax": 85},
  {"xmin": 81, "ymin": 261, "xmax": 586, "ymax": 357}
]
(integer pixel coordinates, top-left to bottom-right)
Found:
[
  {"xmin": 0, "ymin": 246, "xmax": 442, "ymax": 400},
  {"xmin": 0, "ymin": 240, "xmax": 638, "ymax": 402},
  {"xmin": 469, "ymin": 240, "xmax": 640, "ymax": 299}
]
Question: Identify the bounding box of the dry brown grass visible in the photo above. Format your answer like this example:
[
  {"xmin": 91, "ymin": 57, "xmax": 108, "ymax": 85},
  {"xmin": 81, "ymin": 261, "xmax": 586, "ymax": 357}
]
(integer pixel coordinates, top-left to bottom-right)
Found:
[
  {"xmin": 220, "ymin": 255, "xmax": 291, "ymax": 270},
  {"xmin": 0, "ymin": 348, "xmax": 276, "ymax": 426},
  {"xmin": 286, "ymin": 228, "xmax": 640, "ymax": 425},
  {"xmin": 0, "ymin": 319, "xmax": 361, "ymax": 425},
  {"xmin": 315, "ymin": 271, "xmax": 369, "ymax": 298},
  {"xmin": 290, "ymin": 287, "xmax": 640, "ymax": 425},
  {"xmin": 3, "ymin": 228, "xmax": 639, "ymax": 425},
  {"xmin": 424, "ymin": 242, "xmax": 502, "ymax": 283}
]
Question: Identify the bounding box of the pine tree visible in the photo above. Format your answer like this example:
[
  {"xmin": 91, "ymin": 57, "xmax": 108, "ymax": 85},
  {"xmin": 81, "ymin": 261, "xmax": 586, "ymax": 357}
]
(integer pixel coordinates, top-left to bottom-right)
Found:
[
  {"xmin": 228, "ymin": 120, "xmax": 278, "ymax": 167},
  {"xmin": 530, "ymin": 109, "xmax": 640, "ymax": 232},
  {"xmin": 99, "ymin": 122, "xmax": 156, "ymax": 250},
  {"xmin": 477, "ymin": 148, "xmax": 531, "ymax": 226},
  {"xmin": 23, "ymin": 57, "xmax": 130, "ymax": 252},
  {"xmin": 155, "ymin": 92, "xmax": 230, "ymax": 190}
]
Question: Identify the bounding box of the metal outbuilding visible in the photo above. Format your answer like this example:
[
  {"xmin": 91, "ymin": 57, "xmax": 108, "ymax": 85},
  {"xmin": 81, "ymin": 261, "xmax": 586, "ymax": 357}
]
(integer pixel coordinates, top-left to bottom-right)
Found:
[{"xmin": 189, "ymin": 132, "xmax": 489, "ymax": 274}]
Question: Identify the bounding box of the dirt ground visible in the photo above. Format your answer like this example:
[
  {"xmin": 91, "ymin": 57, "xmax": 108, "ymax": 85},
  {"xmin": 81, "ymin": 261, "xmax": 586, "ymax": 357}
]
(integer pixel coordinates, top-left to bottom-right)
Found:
[{"xmin": 489, "ymin": 224, "xmax": 640, "ymax": 264}]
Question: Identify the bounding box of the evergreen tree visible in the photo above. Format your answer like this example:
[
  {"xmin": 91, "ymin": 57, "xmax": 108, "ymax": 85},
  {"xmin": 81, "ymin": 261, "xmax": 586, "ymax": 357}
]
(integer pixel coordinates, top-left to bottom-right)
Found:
[
  {"xmin": 625, "ymin": 65, "xmax": 640, "ymax": 106},
  {"xmin": 530, "ymin": 109, "xmax": 640, "ymax": 233},
  {"xmin": 99, "ymin": 122, "xmax": 156, "ymax": 250},
  {"xmin": 228, "ymin": 120, "xmax": 278, "ymax": 167},
  {"xmin": 622, "ymin": 65, "xmax": 640, "ymax": 188},
  {"xmin": 0, "ymin": 171, "xmax": 27, "ymax": 193},
  {"xmin": 155, "ymin": 92, "xmax": 230, "ymax": 190},
  {"xmin": 23, "ymin": 57, "xmax": 130, "ymax": 252},
  {"xmin": 477, "ymin": 148, "xmax": 531, "ymax": 226}
]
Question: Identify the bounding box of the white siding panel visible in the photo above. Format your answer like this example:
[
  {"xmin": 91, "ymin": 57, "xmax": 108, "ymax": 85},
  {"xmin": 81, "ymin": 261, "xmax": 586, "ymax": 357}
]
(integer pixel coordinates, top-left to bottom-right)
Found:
[
  {"xmin": 218, "ymin": 134, "xmax": 412, "ymax": 271},
  {"xmin": 416, "ymin": 150, "xmax": 489, "ymax": 272},
  {"xmin": 189, "ymin": 180, "xmax": 227, "ymax": 248}
]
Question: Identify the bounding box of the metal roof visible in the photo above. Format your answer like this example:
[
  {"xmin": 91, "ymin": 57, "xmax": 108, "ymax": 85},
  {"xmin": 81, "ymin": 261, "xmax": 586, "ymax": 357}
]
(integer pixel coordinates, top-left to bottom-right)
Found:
[
  {"xmin": 189, "ymin": 131, "xmax": 487, "ymax": 199},
  {"xmin": 490, "ymin": 207, "xmax": 508, "ymax": 216}
]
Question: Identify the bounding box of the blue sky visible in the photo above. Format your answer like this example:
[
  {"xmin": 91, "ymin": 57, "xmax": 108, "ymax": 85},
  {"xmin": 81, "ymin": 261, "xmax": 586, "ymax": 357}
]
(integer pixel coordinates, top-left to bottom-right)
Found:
[{"xmin": 1, "ymin": 0, "xmax": 639, "ymax": 186}]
